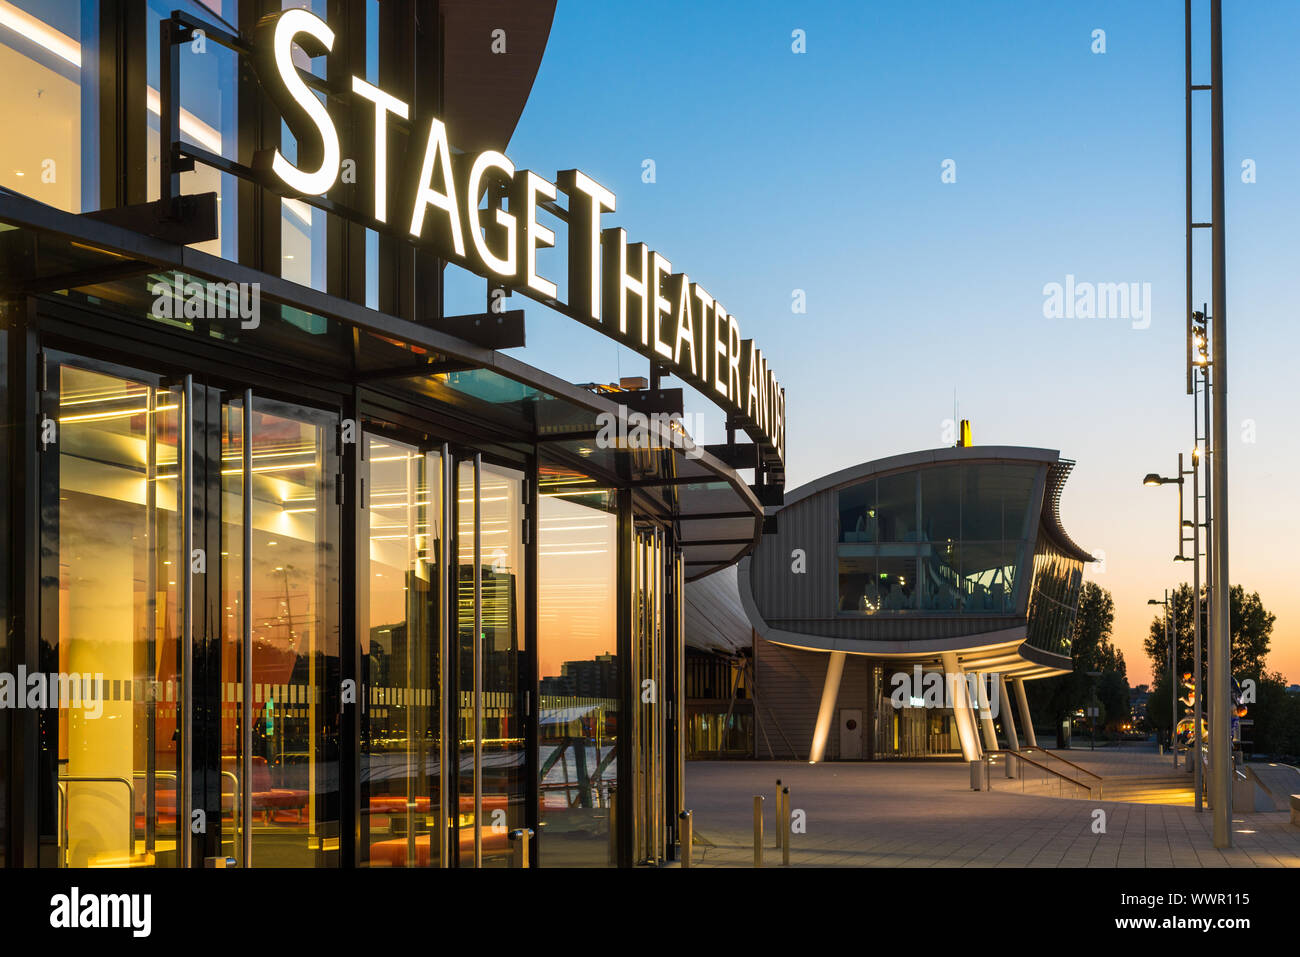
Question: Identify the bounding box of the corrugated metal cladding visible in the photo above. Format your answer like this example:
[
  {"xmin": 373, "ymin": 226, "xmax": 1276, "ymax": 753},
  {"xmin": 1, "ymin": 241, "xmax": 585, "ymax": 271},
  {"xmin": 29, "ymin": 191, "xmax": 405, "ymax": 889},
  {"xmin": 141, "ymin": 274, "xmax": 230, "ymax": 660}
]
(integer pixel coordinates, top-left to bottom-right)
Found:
[
  {"xmin": 749, "ymin": 491, "xmax": 836, "ymax": 621},
  {"xmin": 755, "ymin": 639, "xmax": 872, "ymax": 761}
]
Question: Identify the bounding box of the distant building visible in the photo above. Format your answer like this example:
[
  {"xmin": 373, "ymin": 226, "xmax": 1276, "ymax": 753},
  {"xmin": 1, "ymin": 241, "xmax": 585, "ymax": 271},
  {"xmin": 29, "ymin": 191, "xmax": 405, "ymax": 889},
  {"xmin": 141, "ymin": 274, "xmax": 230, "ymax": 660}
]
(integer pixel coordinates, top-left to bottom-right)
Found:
[
  {"xmin": 738, "ymin": 446, "xmax": 1094, "ymax": 762},
  {"xmin": 540, "ymin": 654, "xmax": 619, "ymax": 700}
]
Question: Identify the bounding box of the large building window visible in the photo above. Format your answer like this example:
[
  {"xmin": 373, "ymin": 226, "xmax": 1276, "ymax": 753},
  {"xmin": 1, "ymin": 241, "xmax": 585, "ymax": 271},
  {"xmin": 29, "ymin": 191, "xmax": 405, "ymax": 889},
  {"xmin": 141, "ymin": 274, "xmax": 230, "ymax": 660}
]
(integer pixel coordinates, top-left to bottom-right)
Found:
[
  {"xmin": 836, "ymin": 464, "xmax": 1040, "ymax": 616},
  {"xmin": 1025, "ymin": 539, "xmax": 1085, "ymax": 656},
  {"xmin": 0, "ymin": 0, "xmax": 99, "ymax": 212}
]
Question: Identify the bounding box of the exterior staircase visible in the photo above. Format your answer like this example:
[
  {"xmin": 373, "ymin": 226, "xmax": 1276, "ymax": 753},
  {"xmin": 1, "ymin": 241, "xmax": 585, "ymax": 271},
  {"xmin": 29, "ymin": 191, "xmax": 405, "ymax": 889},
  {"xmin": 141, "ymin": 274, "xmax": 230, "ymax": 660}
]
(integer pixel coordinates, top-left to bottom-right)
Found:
[{"xmin": 1097, "ymin": 771, "xmax": 1196, "ymax": 806}]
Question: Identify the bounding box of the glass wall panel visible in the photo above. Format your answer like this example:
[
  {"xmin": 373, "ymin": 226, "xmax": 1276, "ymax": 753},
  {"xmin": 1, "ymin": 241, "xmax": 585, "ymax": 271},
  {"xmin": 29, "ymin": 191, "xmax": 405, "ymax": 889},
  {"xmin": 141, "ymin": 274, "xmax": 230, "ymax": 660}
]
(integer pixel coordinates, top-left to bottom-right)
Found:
[
  {"xmin": 838, "ymin": 553, "xmax": 878, "ymax": 613},
  {"xmin": 1025, "ymin": 540, "xmax": 1085, "ymax": 656},
  {"xmin": 457, "ymin": 460, "xmax": 526, "ymax": 866},
  {"xmin": 47, "ymin": 363, "xmax": 180, "ymax": 867},
  {"xmin": 876, "ymin": 472, "xmax": 917, "ymax": 542},
  {"xmin": 838, "ymin": 479, "xmax": 875, "ymax": 543},
  {"xmin": 364, "ymin": 436, "xmax": 442, "ymax": 867},
  {"xmin": 0, "ymin": 0, "xmax": 99, "ymax": 211},
  {"xmin": 877, "ymin": 553, "xmax": 916, "ymax": 611},
  {"xmin": 838, "ymin": 463, "xmax": 1041, "ymax": 616},
  {"xmin": 921, "ymin": 466, "xmax": 961, "ymax": 542},
  {"xmin": 536, "ymin": 466, "xmax": 616, "ymax": 867},
  {"xmin": 240, "ymin": 399, "xmax": 339, "ymax": 866},
  {"xmin": 279, "ymin": 0, "xmax": 328, "ymax": 289},
  {"xmin": 1001, "ymin": 465, "xmax": 1039, "ymax": 541}
]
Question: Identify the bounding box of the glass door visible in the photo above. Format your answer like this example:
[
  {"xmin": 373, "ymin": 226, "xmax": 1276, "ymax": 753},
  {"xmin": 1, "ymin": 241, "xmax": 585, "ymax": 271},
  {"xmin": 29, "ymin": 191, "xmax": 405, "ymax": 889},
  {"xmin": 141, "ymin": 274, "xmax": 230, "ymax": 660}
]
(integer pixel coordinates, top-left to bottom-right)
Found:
[
  {"xmin": 361, "ymin": 433, "xmax": 445, "ymax": 867},
  {"xmin": 456, "ymin": 456, "xmax": 529, "ymax": 867},
  {"xmin": 40, "ymin": 352, "xmax": 341, "ymax": 868},
  {"xmin": 220, "ymin": 395, "xmax": 341, "ymax": 867},
  {"xmin": 41, "ymin": 358, "xmax": 184, "ymax": 867},
  {"xmin": 632, "ymin": 525, "xmax": 666, "ymax": 866}
]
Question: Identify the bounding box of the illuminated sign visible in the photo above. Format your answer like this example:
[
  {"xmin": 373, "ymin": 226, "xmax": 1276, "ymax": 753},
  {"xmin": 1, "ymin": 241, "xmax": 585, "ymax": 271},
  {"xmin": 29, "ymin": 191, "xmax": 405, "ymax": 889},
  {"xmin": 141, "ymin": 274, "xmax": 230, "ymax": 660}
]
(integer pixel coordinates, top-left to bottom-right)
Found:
[{"xmin": 251, "ymin": 9, "xmax": 785, "ymax": 464}]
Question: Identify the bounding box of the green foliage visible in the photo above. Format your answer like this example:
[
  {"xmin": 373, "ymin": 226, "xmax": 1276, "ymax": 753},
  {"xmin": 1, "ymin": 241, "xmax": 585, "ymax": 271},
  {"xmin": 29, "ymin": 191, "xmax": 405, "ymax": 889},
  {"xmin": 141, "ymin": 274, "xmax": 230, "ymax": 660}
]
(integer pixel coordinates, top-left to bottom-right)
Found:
[
  {"xmin": 1143, "ymin": 586, "xmax": 1295, "ymax": 758},
  {"xmin": 1144, "ymin": 584, "xmax": 1275, "ymax": 683}
]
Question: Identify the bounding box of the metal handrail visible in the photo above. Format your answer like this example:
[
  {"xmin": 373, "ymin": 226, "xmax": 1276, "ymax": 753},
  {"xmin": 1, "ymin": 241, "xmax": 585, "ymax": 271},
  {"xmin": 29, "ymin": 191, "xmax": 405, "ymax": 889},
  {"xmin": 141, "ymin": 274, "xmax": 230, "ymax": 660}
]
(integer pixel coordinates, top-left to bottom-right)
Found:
[
  {"xmin": 58, "ymin": 775, "xmax": 137, "ymax": 863},
  {"xmin": 983, "ymin": 750, "xmax": 1097, "ymax": 797},
  {"xmin": 1020, "ymin": 746, "xmax": 1104, "ymax": 782}
]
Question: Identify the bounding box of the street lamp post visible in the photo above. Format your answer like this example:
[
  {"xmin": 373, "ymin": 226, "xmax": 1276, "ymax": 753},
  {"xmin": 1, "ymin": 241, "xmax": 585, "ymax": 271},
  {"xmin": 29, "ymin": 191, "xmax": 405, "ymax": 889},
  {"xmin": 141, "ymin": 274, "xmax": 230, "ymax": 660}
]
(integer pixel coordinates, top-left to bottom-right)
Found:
[
  {"xmin": 1207, "ymin": 0, "xmax": 1231, "ymax": 852},
  {"xmin": 1147, "ymin": 594, "xmax": 1175, "ymax": 767},
  {"xmin": 1143, "ymin": 464, "xmax": 1187, "ymax": 771}
]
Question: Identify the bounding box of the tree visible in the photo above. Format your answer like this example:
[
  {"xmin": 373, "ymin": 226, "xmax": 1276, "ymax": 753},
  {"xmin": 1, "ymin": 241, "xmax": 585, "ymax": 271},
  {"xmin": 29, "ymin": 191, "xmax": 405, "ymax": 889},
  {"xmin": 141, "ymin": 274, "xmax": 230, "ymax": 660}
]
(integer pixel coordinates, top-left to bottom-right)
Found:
[
  {"xmin": 1144, "ymin": 584, "xmax": 1275, "ymax": 685},
  {"xmin": 1145, "ymin": 584, "xmax": 1281, "ymax": 754}
]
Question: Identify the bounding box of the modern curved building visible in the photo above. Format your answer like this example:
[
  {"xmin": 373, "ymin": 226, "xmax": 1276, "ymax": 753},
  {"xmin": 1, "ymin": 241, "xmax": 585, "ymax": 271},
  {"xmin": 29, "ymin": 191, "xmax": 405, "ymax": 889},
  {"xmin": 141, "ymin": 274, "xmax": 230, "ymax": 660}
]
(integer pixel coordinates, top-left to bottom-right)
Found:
[{"xmin": 738, "ymin": 444, "xmax": 1093, "ymax": 763}]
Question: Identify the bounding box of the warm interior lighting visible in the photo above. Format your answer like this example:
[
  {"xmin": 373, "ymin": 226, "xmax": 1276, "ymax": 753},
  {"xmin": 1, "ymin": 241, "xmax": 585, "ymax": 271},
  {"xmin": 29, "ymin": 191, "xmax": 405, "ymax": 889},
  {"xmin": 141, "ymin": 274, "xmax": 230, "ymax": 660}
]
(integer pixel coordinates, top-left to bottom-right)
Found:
[{"xmin": 0, "ymin": 0, "xmax": 81, "ymax": 67}]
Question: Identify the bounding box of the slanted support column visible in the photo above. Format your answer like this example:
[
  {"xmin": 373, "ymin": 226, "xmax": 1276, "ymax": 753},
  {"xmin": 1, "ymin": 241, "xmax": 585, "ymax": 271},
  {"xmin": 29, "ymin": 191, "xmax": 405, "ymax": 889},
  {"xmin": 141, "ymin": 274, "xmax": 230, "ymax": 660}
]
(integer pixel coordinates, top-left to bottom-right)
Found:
[
  {"xmin": 808, "ymin": 651, "xmax": 846, "ymax": 764},
  {"xmin": 975, "ymin": 674, "xmax": 998, "ymax": 752},
  {"xmin": 942, "ymin": 653, "xmax": 981, "ymax": 762},
  {"xmin": 999, "ymin": 675, "xmax": 1020, "ymax": 752},
  {"xmin": 1013, "ymin": 678, "xmax": 1037, "ymax": 748}
]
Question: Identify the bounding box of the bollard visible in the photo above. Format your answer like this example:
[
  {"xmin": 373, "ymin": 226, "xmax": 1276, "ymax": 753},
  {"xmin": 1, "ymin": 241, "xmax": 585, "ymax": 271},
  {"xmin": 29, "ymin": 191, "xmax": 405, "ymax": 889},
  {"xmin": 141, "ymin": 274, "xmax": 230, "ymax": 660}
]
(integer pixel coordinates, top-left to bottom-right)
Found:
[
  {"xmin": 508, "ymin": 827, "xmax": 534, "ymax": 868},
  {"xmin": 753, "ymin": 795, "xmax": 764, "ymax": 867},
  {"xmin": 774, "ymin": 779, "xmax": 783, "ymax": 850},
  {"xmin": 679, "ymin": 810, "xmax": 692, "ymax": 869},
  {"xmin": 969, "ymin": 759, "xmax": 984, "ymax": 791},
  {"xmin": 781, "ymin": 786, "xmax": 790, "ymax": 867},
  {"xmin": 607, "ymin": 784, "xmax": 617, "ymax": 866}
]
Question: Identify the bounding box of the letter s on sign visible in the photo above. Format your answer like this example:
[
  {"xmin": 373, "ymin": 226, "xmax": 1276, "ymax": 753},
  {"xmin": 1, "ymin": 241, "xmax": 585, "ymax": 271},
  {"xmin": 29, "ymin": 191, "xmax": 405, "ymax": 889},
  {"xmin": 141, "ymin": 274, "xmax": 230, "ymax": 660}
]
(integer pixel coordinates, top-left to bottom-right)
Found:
[{"xmin": 257, "ymin": 9, "xmax": 341, "ymax": 196}]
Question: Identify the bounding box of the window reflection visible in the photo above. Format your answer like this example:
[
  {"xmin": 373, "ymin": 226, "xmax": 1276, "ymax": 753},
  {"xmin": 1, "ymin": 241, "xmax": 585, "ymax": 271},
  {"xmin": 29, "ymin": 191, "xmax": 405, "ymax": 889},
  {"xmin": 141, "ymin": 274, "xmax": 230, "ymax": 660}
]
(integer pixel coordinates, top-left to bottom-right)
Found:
[
  {"xmin": 536, "ymin": 466, "xmax": 616, "ymax": 867},
  {"xmin": 363, "ymin": 436, "xmax": 442, "ymax": 867},
  {"xmin": 0, "ymin": 0, "xmax": 99, "ymax": 212},
  {"xmin": 837, "ymin": 464, "xmax": 1041, "ymax": 616},
  {"xmin": 457, "ymin": 460, "xmax": 526, "ymax": 866}
]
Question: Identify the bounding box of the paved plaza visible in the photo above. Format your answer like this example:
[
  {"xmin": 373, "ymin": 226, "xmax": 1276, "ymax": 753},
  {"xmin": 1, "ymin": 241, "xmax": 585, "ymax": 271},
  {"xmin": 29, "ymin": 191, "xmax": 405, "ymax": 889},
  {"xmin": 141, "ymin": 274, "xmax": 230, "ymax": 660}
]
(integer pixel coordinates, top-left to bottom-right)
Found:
[{"xmin": 681, "ymin": 746, "xmax": 1300, "ymax": 868}]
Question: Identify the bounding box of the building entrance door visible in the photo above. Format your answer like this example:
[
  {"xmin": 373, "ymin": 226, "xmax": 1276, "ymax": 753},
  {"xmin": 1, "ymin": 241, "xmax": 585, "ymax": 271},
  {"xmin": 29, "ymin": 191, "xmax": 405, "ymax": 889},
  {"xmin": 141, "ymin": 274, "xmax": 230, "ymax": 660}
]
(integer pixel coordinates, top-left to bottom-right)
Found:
[
  {"xmin": 839, "ymin": 709, "xmax": 863, "ymax": 759},
  {"xmin": 38, "ymin": 351, "xmax": 341, "ymax": 867}
]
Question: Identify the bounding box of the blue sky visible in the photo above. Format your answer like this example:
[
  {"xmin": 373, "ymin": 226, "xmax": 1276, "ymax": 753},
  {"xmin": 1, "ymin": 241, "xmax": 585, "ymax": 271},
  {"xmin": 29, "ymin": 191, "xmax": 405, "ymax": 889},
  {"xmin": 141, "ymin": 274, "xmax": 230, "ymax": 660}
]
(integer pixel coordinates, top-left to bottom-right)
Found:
[{"xmin": 446, "ymin": 0, "xmax": 1300, "ymax": 683}]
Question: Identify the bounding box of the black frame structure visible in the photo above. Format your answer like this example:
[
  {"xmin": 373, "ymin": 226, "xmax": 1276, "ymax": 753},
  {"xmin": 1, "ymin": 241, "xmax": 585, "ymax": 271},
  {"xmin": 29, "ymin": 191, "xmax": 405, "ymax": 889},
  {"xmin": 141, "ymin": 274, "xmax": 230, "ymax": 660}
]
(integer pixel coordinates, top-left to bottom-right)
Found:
[{"xmin": 0, "ymin": 0, "xmax": 768, "ymax": 869}]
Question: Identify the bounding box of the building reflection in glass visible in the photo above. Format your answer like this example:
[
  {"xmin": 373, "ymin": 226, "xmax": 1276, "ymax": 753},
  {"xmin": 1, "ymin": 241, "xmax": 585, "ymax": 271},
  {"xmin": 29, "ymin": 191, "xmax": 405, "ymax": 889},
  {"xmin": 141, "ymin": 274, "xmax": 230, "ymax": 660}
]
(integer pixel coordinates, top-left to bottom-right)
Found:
[{"xmin": 536, "ymin": 465, "xmax": 616, "ymax": 867}]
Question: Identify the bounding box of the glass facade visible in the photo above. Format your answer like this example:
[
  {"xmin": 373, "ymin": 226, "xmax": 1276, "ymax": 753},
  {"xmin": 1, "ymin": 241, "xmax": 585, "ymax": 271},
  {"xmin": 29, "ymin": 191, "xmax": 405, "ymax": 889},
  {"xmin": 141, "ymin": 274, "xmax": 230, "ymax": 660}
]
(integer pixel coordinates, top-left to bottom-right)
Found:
[
  {"xmin": 837, "ymin": 464, "xmax": 1037, "ymax": 615},
  {"xmin": 0, "ymin": 0, "xmax": 730, "ymax": 872},
  {"xmin": 0, "ymin": 0, "xmax": 100, "ymax": 213},
  {"xmin": 362, "ymin": 436, "xmax": 442, "ymax": 868},
  {"xmin": 536, "ymin": 465, "xmax": 617, "ymax": 867},
  {"xmin": 1025, "ymin": 539, "xmax": 1085, "ymax": 657}
]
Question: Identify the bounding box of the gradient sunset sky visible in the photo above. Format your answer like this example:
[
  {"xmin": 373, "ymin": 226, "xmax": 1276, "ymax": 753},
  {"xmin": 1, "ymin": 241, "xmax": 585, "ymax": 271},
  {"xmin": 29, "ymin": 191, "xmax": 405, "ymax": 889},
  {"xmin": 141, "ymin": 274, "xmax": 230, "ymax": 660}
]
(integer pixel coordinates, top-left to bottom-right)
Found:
[{"xmin": 446, "ymin": 0, "xmax": 1300, "ymax": 686}]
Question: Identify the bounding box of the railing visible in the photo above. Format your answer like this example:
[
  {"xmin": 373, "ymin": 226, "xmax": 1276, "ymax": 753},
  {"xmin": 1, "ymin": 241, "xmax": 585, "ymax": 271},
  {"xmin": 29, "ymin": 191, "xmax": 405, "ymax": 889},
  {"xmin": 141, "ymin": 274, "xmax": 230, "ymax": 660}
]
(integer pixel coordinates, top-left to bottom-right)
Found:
[
  {"xmin": 1020, "ymin": 746, "xmax": 1104, "ymax": 796},
  {"xmin": 982, "ymin": 750, "xmax": 1097, "ymax": 798},
  {"xmin": 57, "ymin": 775, "xmax": 137, "ymax": 866}
]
